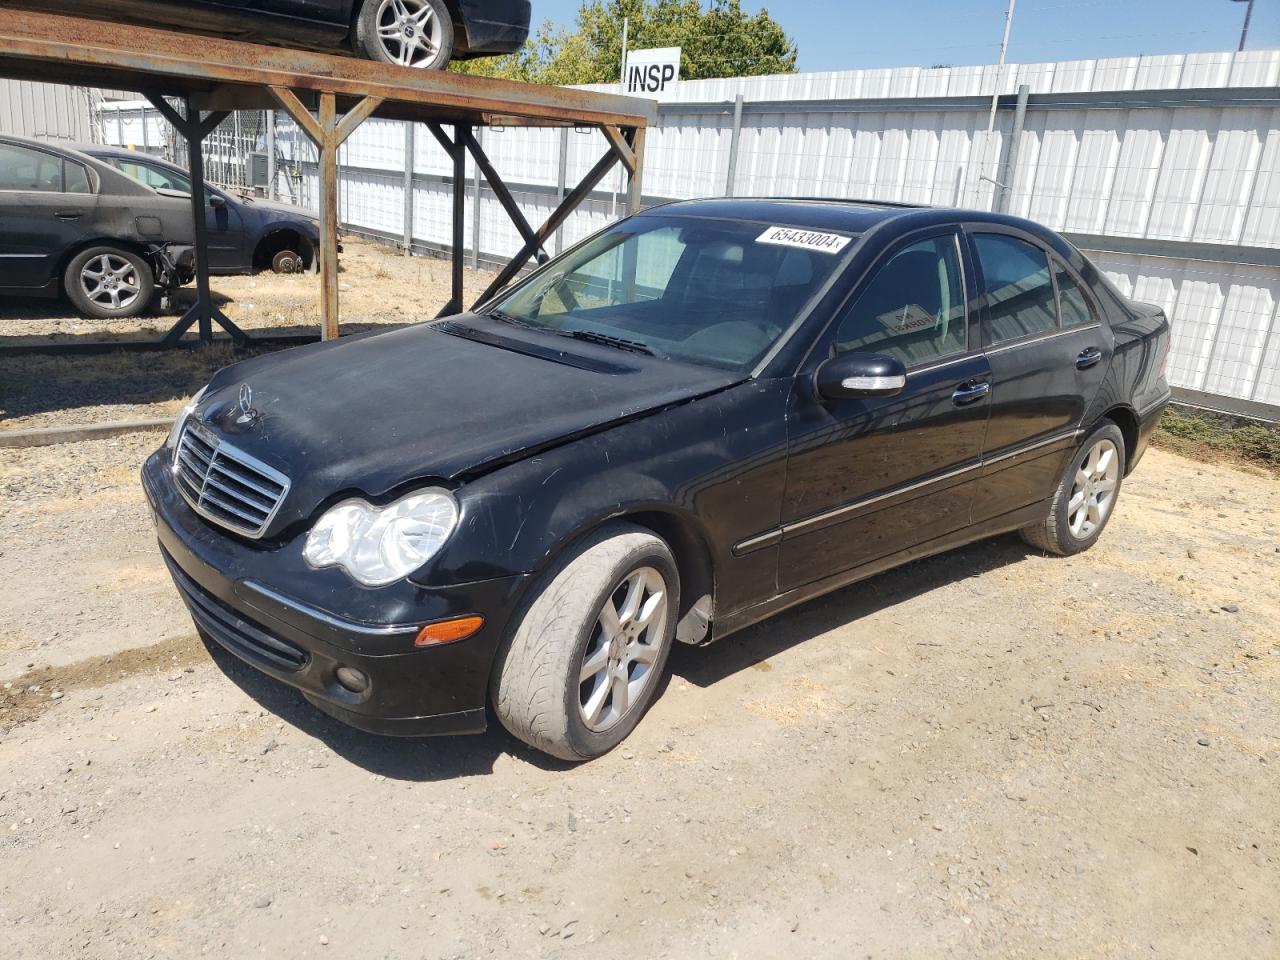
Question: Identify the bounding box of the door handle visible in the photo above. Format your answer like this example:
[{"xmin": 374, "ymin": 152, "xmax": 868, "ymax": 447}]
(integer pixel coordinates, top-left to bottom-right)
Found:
[
  {"xmin": 55, "ymin": 211, "xmax": 84, "ymax": 221},
  {"xmin": 952, "ymin": 380, "xmax": 991, "ymax": 406},
  {"xmin": 1076, "ymin": 347, "xmax": 1103, "ymax": 370}
]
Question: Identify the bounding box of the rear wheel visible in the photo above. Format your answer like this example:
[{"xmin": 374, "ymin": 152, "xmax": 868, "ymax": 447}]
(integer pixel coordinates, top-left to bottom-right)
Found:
[
  {"xmin": 356, "ymin": 0, "xmax": 454, "ymax": 69},
  {"xmin": 64, "ymin": 246, "xmax": 154, "ymax": 319},
  {"xmin": 1021, "ymin": 421, "xmax": 1126, "ymax": 556},
  {"xmin": 493, "ymin": 523, "xmax": 679, "ymax": 761}
]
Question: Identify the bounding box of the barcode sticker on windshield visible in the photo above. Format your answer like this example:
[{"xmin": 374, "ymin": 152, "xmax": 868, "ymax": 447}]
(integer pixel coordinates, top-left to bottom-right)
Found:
[{"xmin": 757, "ymin": 226, "xmax": 852, "ymax": 254}]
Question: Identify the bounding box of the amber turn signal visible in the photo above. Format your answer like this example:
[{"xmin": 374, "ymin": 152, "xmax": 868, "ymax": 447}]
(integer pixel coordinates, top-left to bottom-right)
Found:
[{"xmin": 415, "ymin": 615, "xmax": 485, "ymax": 647}]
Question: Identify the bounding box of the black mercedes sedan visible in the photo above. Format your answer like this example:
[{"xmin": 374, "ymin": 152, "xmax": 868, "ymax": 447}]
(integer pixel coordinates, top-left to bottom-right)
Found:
[
  {"xmin": 18, "ymin": 0, "xmax": 531, "ymax": 70},
  {"xmin": 143, "ymin": 199, "xmax": 1172, "ymax": 761}
]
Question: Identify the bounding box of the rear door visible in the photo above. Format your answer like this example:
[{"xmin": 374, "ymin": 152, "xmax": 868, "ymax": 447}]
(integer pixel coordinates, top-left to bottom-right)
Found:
[
  {"xmin": 0, "ymin": 142, "xmax": 97, "ymax": 290},
  {"xmin": 965, "ymin": 228, "xmax": 1114, "ymax": 523},
  {"xmin": 779, "ymin": 228, "xmax": 991, "ymax": 592}
]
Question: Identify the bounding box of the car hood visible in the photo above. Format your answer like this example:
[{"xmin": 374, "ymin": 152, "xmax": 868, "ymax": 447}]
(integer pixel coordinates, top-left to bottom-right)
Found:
[
  {"xmin": 244, "ymin": 197, "xmax": 319, "ymax": 223},
  {"xmin": 192, "ymin": 317, "xmax": 743, "ymax": 532}
]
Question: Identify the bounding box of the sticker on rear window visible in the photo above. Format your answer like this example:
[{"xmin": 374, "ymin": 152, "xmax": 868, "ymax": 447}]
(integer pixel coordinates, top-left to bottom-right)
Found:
[{"xmin": 757, "ymin": 226, "xmax": 852, "ymax": 254}]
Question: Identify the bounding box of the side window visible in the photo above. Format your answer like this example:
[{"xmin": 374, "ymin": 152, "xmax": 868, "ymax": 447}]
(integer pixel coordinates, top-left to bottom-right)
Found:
[
  {"xmin": 63, "ymin": 160, "xmax": 91, "ymax": 194},
  {"xmin": 1054, "ymin": 262, "xmax": 1093, "ymax": 328},
  {"xmin": 973, "ymin": 234, "xmax": 1057, "ymax": 344},
  {"xmin": 0, "ymin": 144, "xmax": 63, "ymax": 192},
  {"xmin": 833, "ymin": 235, "xmax": 967, "ymax": 367}
]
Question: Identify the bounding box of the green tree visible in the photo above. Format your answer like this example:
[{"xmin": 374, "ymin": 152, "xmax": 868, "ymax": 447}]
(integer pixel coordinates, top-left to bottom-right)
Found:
[{"xmin": 452, "ymin": 0, "xmax": 797, "ymax": 85}]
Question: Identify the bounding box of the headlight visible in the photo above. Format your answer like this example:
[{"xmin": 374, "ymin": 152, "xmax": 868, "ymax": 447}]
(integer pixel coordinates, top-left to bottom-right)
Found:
[
  {"xmin": 166, "ymin": 385, "xmax": 207, "ymax": 451},
  {"xmin": 303, "ymin": 488, "xmax": 458, "ymax": 587}
]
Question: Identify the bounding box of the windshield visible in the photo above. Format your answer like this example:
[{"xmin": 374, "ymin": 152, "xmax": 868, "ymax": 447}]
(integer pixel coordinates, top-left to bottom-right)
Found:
[{"xmin": 490, "ymin": 215, "xmax": 855, "ymax": 370}]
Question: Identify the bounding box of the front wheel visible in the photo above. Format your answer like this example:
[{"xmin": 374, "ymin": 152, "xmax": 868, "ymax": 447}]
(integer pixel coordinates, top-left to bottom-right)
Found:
[
  {"xmin": 356, "ymin": 0, "xmax": 454, "ymax": 69},
  {"xmin": 1021, "ymin": 421, "xmax": 1126, "ymax": 556},
  {"xmin": 493, "ymin": 523, "xmax": 679, "ymax": 761}
]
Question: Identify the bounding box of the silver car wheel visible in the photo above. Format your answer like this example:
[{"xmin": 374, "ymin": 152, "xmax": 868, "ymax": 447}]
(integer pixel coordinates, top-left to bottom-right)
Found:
[
  {"xmin": 374, "ymin": 0, "xmax": 444, "ymax": 68},
  {"xmin": 1067, "ymin": 437, "xmax": 1120, "ymax": 540},
  {"xmin": 578, "ymin": 566, "xmax": 669, "ymax": 733},
  {"xmin": 80, "ymin": 253, "xmax": 142, "ymax": 311}
]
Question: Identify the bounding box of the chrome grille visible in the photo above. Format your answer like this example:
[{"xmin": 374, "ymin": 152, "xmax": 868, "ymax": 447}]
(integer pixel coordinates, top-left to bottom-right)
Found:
[{"xmin": 173, "ymin": 421, "xmax": 290, "ymax": 538}]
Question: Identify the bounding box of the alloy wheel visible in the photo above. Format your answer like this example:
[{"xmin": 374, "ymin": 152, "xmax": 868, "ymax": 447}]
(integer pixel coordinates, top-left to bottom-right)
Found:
[
  {"xmin": 578, "ymin": 566, "xmax": 669, "ymax": 733},
  {"xmin": 374, "ymin": 0, "xmax": 444, "ymax": 68},
  {"xmin": 80, "ymin": 253, "xmax": 142, "ymax": 311},
  {"xmin": 1067, "ymin": 437, "xmax": 1120, "ymax": 539}
]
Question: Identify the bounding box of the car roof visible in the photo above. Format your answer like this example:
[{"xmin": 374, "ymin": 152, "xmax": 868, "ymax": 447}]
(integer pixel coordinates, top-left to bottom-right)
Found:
[{"xmin": 643, "ymin": 197, "xmax": 1074, "ymax": 257}]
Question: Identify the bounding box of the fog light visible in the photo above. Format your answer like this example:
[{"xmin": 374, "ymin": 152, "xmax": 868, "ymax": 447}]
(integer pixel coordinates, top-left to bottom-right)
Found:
[{"xmin": 335, "ymin": 666, "xmax": 370, "ymax": 694}]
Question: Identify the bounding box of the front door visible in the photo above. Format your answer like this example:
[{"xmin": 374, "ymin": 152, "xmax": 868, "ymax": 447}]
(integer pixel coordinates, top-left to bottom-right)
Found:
[
  {"xmin": 779, "ymin": 229, "xmax": 991, "ymax": 592},
  {"xmin": 964, "ymin": 229, "xmax": 1114, "ymax": 523}
]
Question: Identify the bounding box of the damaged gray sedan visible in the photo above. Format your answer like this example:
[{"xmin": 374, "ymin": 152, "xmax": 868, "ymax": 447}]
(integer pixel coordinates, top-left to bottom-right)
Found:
[{"xmin": 0, "ymin": 135, "xmax": 196, "ymax": 318}]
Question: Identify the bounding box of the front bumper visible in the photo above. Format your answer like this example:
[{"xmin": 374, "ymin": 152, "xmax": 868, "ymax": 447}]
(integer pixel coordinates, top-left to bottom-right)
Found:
[{"xmin": 142, "ymin": 451, "xmax": 529, "ymax": 736}]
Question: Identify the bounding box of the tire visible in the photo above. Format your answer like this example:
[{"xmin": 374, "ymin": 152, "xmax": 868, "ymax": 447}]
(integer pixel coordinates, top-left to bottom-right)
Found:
[
  {"xmin": 64, "ymin": 246, "xmax": 154, "ymax": 319},
  {"xmin": 356, "ymin": 0, "xmax": 454, "ymax": 70},
  {"xmin": 493, "ymin": 523, "xmax": 680, "ymax": 761},
  {"xmin": 1020, "ymin": 421, "xmax": 1126, "ymax": 557}
]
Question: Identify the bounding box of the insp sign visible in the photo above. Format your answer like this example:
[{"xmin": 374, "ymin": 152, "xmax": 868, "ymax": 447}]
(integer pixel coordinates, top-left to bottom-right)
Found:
[{"xmin": 624, "ymin": 47, "xmax": 682, "ymax": 98}]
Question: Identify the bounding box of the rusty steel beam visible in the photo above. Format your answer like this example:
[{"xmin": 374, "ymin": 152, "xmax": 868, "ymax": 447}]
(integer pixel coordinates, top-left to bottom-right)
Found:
[
  {"xmin": 458, "ymin": 127, "xmax": 549, "ymax": 268},
  {"xmin": 474, "ymin": 137, "xmax": 631, "ymax": 306},
  {"xmin": 627, "ymin": 126, "xmax": 648, "ymax": 215},
  {"xmin": 0, "ymin": 10, "xmax": 657, "ymax": 130}
]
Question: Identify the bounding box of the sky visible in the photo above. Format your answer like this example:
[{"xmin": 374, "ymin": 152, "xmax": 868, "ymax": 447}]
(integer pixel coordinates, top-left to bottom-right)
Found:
[{"xmin": 530, "ymin": 0, "xmax": 1280, "ymax": 72}]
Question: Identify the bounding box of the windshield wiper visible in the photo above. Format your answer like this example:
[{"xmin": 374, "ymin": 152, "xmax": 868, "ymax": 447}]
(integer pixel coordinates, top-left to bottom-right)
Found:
[
  {"xmin": 565, "ymin": 330, "xmax": 657, "ymax": 357},
  {"xmin": 485, "ymin": 309, "xmax": 540, "ymax": 329}
]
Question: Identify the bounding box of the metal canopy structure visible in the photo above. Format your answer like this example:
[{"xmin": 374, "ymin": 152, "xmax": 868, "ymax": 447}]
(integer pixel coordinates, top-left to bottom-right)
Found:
[{"xmin": 0, "ymin": 10, "xmax": 655, "ymax": 347}]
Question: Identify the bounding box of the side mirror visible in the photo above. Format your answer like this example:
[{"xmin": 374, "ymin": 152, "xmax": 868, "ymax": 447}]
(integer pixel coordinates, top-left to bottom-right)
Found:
[
  {"xmin": 814, "ymin": 353, "xmax": 907, "ymax": 401},
  {"xmin": 208, "ymin": 193, "xmax": 227, "ymax": 209}
]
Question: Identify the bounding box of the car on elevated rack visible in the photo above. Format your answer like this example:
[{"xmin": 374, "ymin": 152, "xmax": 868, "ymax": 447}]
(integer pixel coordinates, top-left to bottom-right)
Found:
[
  {"xmin": 143, "ymin": 198, "xmax": 1172, "ymax": 761},
  {"xmin": 0, "ymin": 134, "xmax": 195, "ymax": 319},
  {"xmin": 20, "ymin": 0, "xmax": 531, "ymax": 70},
  {"xmin": 81, "ymin": 145, "xmax": 325, "ymax": 277}
]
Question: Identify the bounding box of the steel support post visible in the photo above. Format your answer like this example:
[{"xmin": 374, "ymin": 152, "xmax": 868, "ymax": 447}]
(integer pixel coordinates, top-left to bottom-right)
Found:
[
  {"xmin": 145, "ymin": 94, "xmax": 245, "ymax": 346},
  {"xmin": 554, "ymin": 127, "xmax": 569, "ymax": 255},
  {"xmin": 269, "ymin": 86, "xmax": 382, "ymax": 340},
  {"xmin": 997, "ymin": 84, "xmax": 1030, "ymax": 213},
  {"xmin": 403, "ymin": 121, "xmax": 415, "ymax": 255},
  {"xmin": 471, "ymin": 127, "xmax": 482, "ymax": 270},
  {"xmin": 724, "ymin": 94, "xmax": 744, "ymax": 198}
]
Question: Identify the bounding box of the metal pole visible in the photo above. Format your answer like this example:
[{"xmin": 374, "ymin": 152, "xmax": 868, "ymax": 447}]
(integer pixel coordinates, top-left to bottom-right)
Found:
[
  {"xmin": 140, "ymin": 106, "xmax": 149, "ymax": 152},
  {"xmin": 997, "ymin": 83, "xmax": 1030, "ymax": 213},
  {"xmin": 627, "ymin": 126, "xmax": 647, "ymax": 215},
  {"xmin": 451, "ymin": 123, "xmax": 467, "ymax": 315},
  {"xmin": 318, "ymin": 93, "xmax": 340, "ymax": 341},
  {"xmin": 619, "ymin": 16, "xmax": 629, "ymax": 90},
  {"xmin": 724, "ymin": 94, "xmax": 744, "ymax": 197},
  {"xmin": 554, "ymin": 127, "xmax": 569, "ymax": 255},
  {"xmin": 403, "ymin": 122, "xmax": 415, "ymax": 255},
  {"xmin": 471, "ymin": 127, "xmax": 482, "ymax": 270},
  {"xmin": 1238, "ymin": 0, "xmax": 1255, "ymax": 51},
  {"xmin": 184, "ymin": 98, "xmax": 213, "ymax": 342},
  {"xmin": 266, "ymin": 110, "xmax": 277, "ymax": 201},
  {"xmin": 977, "ymin": 0, "xmax": 1016, "ymax": 204}
]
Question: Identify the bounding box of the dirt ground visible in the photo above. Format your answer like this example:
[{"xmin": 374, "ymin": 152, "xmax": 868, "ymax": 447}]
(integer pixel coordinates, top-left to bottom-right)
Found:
[
  {"xmin": 1, "ymin": 239, "xmax": 496, "ymax": 431},
  {"xmin": 1, "ymin": 428, "xmax": 1277, "ymax": 958}
]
